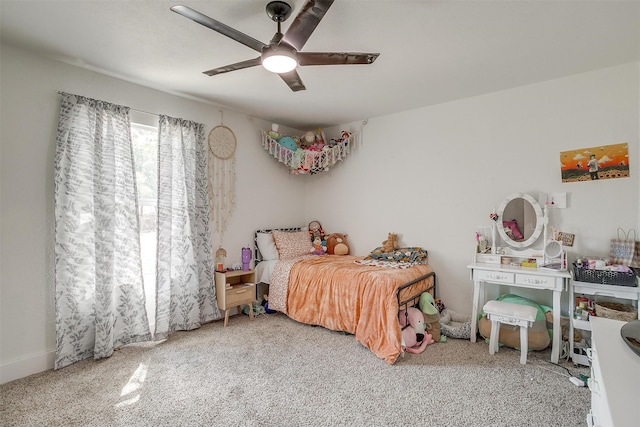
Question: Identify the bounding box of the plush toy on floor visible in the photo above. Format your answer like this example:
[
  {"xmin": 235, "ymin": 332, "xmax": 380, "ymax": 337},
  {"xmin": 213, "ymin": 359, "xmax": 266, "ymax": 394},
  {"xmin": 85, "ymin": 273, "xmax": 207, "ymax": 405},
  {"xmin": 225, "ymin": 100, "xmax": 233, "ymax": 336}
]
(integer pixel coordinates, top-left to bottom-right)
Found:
[
  {"xmin": 399, "ymin": 307, "xmax": 434, "ymax": 354},
  {"xmin": 439, "ymin": 308, "xmax": 472, "ymax": 340},
  {"xmin": 478, "ymin": 294, "xmax": 551, "ymax": 351},
  {"xmin": 419, "ymin": 292, "xmax": 442, "ymax": 342}
]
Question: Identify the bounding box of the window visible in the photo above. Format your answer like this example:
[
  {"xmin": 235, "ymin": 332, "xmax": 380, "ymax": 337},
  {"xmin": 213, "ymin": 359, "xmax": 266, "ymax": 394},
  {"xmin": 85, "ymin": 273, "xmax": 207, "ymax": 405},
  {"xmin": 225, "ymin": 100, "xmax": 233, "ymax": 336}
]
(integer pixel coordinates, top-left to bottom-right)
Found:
[{"xmin": 131, "ymin": 122, "xmax": 158, "ymax": 328}]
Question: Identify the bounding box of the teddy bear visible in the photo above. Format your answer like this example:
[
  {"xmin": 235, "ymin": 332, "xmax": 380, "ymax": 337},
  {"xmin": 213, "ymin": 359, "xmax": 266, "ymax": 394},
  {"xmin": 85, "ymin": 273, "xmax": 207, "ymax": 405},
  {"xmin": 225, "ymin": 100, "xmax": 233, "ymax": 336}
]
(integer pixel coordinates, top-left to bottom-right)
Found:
[
  {"xmin": 325, "ymin": 233, "xmax": 350, "ymax": 255},
  {"xmin": 399, "ymin": 307, "xmax": 434, "ymax": 354},
  {"xmin": 381, "ymin": 232, "xmax": 399, "ymax": 253}
]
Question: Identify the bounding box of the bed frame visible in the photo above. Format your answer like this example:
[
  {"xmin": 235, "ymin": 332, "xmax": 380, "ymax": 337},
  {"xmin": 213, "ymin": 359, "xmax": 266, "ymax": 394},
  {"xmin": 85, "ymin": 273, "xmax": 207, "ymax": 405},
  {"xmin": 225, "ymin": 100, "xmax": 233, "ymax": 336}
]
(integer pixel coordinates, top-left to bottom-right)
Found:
[{"xmin": 397, "ymin": 271, "xmax": 437, "ymax": 310}]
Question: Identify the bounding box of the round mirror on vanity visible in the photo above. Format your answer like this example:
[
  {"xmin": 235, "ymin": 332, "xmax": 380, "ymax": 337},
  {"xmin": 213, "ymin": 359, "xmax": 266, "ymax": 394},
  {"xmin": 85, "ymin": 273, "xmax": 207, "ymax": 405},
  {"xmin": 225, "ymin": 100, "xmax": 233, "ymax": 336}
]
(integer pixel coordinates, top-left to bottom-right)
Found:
[
  {"xmin": 544, "ymin": 240, "xmax": 563, "ymax": 259},
  {"xmin": 496, "ymin": 193, "xmax": 544, "ymax": 249}
]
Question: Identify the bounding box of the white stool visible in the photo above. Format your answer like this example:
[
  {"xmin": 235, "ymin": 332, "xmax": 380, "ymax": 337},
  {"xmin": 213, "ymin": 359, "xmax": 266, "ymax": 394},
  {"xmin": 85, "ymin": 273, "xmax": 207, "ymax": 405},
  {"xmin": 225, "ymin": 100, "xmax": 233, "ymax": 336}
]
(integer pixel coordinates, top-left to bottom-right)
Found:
[{"xmin": 483, "ymin": 300, "xmax": 538, "ymax": 365}]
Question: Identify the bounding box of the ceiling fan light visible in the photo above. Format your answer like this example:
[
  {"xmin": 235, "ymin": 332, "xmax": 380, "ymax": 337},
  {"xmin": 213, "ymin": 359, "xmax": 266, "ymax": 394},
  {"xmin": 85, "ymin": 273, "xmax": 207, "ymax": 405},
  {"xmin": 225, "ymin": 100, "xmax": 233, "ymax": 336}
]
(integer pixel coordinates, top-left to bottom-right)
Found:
[{"xmin": 262, "ymin": 47, "xmax": 297, "ymax": 73}]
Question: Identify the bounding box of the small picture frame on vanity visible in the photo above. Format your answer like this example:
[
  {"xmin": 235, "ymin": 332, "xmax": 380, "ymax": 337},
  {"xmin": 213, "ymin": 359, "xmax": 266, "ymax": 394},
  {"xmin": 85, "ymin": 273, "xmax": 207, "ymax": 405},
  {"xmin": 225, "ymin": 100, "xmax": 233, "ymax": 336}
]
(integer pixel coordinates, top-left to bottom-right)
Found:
[{"xmin": 557, "ymin": 232, "xmax": 575, "ymax": 247}]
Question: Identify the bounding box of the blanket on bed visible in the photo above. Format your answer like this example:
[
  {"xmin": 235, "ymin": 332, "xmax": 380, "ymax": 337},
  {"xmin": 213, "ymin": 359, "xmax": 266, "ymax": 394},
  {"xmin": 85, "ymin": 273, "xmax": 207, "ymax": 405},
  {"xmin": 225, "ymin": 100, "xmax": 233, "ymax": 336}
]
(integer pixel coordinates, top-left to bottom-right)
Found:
[{"xmin": 268, "ymin": 255, "xmax": 435, "ymax": 364}]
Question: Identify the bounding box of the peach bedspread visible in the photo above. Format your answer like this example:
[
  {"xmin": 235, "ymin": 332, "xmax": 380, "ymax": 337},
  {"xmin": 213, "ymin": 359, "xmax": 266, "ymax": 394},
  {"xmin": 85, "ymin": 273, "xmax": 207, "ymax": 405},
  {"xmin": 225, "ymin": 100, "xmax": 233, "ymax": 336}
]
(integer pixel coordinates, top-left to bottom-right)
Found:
[{"xmin": 282, "ymin": 255, "xmax": 435, "ymax": 364}]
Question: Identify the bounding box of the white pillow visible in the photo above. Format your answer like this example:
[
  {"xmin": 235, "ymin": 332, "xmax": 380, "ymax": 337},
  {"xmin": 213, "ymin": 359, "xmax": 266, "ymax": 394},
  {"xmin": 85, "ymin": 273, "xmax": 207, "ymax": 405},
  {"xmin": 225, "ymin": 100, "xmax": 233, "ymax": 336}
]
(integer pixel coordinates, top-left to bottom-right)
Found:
[{"xmin": 256, "ymin": 232, "xmax": 279, "ymax": 261}]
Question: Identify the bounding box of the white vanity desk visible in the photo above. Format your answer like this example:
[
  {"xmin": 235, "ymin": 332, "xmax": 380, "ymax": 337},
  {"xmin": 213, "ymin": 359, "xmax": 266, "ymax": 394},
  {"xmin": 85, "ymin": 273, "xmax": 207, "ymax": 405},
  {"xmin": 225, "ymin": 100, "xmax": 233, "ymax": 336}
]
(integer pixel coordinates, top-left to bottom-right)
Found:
[
  {"xmin": 469, "ymin": 192, "xmax": 570, "ymax": 363},
  {"xmin": 467, "ymin": 193, "xmax": 571, "ymax": 363},
  {"xmin": 467, "ymin": 262, "xmax": 571, "ymax": 364}
]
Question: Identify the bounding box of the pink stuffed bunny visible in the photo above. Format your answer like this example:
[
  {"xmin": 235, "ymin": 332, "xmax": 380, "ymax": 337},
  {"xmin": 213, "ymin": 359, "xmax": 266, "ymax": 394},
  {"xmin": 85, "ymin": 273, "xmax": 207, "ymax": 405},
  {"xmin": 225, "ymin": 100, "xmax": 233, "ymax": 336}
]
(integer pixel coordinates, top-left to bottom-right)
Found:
[{"xmin": 399, "ymin": 307, "xmax": 434, "ymax": 354}]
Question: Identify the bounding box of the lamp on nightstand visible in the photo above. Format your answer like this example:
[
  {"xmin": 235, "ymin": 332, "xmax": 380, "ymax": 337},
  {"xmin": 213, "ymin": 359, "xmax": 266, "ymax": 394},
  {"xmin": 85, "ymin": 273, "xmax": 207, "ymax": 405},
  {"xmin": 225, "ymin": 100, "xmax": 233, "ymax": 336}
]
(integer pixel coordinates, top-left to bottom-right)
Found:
[{"xmin": 215, "ymin": 245, "xmax": 227, "ymax": 271}]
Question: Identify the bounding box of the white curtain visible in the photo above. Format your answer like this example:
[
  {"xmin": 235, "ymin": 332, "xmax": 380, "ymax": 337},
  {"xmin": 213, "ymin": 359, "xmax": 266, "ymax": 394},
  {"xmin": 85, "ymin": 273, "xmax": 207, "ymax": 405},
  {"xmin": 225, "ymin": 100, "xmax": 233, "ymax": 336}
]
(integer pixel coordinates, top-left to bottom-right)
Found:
[
  {"xmin": 154, "ymin": 115, "xmax": 220, "ymax": 340},
  {"xmin": 54, "ymin": 93, "xmax": 151, "ymax": 369}
]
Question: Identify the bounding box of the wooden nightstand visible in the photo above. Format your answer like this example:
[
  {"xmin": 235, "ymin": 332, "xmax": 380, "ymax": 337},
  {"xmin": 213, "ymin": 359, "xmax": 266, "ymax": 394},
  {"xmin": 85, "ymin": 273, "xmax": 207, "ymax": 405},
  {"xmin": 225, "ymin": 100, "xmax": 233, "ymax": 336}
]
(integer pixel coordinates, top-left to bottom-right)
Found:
[{"xmin": 215, "ymin": 269, "xmax": 256, "ymax": 327}]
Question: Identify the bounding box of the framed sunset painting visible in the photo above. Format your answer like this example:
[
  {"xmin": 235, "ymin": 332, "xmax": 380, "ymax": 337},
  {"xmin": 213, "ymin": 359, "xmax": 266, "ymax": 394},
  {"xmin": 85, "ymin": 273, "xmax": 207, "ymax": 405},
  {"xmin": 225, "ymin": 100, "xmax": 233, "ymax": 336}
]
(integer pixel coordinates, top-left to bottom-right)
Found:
[{"xmin": 560, "ymin": 142, "xmax": 630, "ymax": 183}]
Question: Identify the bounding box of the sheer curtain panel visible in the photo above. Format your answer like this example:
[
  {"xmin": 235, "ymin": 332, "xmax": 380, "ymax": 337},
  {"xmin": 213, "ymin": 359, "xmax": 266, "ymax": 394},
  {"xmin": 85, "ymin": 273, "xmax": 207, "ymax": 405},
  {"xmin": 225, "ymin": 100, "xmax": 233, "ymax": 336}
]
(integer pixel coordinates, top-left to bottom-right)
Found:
[
  {"xmin": 154, "ymin": 115, "xmax": 220, "ymax": 340},
  {"xmin": 54, "ymin": 93, "xmax": 151, "ymax": 369}
]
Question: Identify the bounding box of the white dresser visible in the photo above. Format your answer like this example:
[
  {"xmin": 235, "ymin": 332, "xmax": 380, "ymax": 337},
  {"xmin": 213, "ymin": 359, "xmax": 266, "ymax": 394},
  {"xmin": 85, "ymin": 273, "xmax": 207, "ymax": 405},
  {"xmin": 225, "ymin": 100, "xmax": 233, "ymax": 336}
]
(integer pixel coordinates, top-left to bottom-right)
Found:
[{"xmin": 587, "ymin": 317, "xmax": 640, "ymax": 427}]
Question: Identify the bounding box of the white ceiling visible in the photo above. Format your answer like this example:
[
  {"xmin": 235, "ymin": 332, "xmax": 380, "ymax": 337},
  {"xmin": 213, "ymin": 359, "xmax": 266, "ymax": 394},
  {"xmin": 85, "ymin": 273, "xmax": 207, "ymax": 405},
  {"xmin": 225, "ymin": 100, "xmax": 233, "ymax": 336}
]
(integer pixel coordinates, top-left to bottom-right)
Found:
[{"xmin": 2, "ymin": 1, "xmax": 640, "ymax": 129}]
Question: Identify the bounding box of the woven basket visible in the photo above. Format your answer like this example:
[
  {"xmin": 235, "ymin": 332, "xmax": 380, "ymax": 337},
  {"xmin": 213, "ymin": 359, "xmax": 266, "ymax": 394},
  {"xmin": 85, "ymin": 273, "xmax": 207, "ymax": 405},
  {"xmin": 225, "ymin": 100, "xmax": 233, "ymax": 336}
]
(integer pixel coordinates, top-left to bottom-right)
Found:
[{"xmin": 594, "ymin": 301, "xmax": 638, "ymax": 321}]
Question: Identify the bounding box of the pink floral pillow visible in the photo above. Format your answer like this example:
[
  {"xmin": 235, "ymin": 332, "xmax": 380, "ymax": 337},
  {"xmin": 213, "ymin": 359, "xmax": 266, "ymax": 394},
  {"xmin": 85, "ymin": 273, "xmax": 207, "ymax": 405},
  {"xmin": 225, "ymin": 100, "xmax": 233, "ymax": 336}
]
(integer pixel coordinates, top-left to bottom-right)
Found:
[{"xmin": 272, "ymin": 230, "xmax": 312, "ymax": 259}]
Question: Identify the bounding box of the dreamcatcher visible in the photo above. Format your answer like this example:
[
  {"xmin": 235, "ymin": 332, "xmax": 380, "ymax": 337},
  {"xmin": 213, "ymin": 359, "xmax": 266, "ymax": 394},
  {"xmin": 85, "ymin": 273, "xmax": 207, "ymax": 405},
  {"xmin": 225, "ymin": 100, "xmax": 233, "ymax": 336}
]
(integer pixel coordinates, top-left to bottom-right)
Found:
[{"xmin": 208, "ymin": 111, "xmax": 236, "ymax": 235}]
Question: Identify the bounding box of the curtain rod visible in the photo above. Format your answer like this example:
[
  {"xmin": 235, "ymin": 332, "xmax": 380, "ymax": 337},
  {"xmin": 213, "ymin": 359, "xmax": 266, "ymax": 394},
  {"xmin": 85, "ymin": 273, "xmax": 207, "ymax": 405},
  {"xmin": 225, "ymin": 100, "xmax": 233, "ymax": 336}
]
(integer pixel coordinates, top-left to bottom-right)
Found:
[
  {"xmin": 130, "ymin": 108, "xmax": 159, "ymax": 117},
  {"xmin": 58, "ymin": 91, "xmax": 162, "ymax": 117}
]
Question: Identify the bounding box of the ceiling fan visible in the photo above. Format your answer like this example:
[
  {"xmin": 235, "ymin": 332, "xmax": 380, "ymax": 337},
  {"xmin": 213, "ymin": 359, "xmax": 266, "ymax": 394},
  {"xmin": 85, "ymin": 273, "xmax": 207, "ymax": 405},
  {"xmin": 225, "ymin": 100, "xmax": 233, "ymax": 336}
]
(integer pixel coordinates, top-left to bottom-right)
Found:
[{"xmin": 171, "ymin": 0, "xmax": 380, "ymax": 92}]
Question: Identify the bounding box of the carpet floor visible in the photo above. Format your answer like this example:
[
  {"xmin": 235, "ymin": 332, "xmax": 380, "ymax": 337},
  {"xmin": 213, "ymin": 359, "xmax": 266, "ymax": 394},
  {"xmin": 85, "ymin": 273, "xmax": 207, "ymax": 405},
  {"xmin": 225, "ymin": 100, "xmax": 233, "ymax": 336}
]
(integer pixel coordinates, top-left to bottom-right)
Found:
[{"xmin": 1, "ymin": 312, "xmax": 590, "ymax": 426}]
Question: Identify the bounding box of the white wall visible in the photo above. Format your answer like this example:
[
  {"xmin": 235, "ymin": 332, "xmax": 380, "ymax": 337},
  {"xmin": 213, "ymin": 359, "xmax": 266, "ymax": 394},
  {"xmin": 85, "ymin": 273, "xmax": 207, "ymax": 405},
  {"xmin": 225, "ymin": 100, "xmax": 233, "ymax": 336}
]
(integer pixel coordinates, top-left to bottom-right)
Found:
[
  {"xmin": 1, "ymin": 43, "xmax": 639, "ymax": 383},
  {"xmin": 307, "ymin": 62, "xmax": 639, "ymax": 314},
  {"xmin": 0, "ymin": 44, "xmax": 305, "ymax": 383}
]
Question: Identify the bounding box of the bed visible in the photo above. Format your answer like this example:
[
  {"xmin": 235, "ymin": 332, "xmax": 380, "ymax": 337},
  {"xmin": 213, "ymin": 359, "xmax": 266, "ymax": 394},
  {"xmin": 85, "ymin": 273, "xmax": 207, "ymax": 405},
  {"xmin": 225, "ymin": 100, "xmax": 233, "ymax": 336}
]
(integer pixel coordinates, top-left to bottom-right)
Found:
[{"xmin": 254, "ymin": 228, "xmax": 436, "ymax": 364}]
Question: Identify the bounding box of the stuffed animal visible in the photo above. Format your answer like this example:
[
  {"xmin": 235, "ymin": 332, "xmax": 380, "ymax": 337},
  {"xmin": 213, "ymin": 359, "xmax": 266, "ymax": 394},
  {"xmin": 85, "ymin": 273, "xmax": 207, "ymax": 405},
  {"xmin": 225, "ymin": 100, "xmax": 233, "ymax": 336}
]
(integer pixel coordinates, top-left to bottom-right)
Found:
[
  {"xmin": 267, "ymin": 130, "xmax": 281, "ymax": 139},
  {"xmin": 301, "ymin": 130, "xmax": 316, "ymax": 148},
  {"xmin": 478, "ymin": 294, "xmax": 550, "ymax": 350},
  {"xmin": 399, "ymin": 307, "xmax": 434, "ymax": 354},
  {"xmin": 439, "ymin": 308, "xmax": 472, "ymax": 340},
  {"xmin": 502, "ymin": 219, "xmax": 523, "ymax": 240},
  {"xmin": 296, "ymin": 153, "xmax": 313, "ymax": 174},
  {"xmin": 308, "ymin": 220, "xmax": 325, "ymax": 243},
  {"xmin": 399, "ymin": 307, "xmax": 427, "ymax": 333},
  {"xmin": 277, "ymin": 136, "xmax": 299, "ymax": 152},
  {"xmin": 419, "ymin": 292, "xmax": 441, "ymax": 342},
  {"xmin": 329, "ymin": 131, "xmax": 352, "ymax": 146},
  {"xmin": 325, "ymin": 233, "xmax": 350, "ymax": 255},
  {"xmin": 381, "ymin": 232, "xmax": 399, "ymax": 253},
  {"xmin": 316, "ymin": 128, "xmax": 326, "ymax": 145},
  {"xmin": 312, "ymin": 237, "xmax": 326, "ymax": 255}
]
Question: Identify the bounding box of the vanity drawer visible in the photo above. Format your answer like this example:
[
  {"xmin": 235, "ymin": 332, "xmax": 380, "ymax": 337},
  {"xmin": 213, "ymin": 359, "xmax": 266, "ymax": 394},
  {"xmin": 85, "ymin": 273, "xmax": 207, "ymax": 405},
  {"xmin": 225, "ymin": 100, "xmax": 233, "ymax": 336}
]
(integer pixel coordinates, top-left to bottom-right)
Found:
[
  {"xmin": 515, "ymin": 273, "xmax": 556, "ymax": 288},
  {"xmin": 475, "ymin": 254, "xmax": 501, "ymax": 264},
  {"xmin": 474, "ymin": 269, "xmax": 514, "ymax": 284}
]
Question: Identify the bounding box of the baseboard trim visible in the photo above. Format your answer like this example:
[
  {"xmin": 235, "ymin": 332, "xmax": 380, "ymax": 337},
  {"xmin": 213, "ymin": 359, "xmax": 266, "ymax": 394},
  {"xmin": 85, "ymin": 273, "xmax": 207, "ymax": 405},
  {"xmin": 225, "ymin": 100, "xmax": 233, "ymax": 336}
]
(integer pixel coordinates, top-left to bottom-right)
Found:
[{"xmin": 1, "ymin": 351, "xmax": 55, "ymax": 384}]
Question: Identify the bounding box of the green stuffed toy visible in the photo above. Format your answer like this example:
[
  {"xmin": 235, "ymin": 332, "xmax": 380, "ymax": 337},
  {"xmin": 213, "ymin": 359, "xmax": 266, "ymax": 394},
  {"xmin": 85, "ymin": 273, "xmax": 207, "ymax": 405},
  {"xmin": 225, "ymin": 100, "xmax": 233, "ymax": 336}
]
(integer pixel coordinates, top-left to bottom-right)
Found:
[
  {"xmin": 478, "ymin": 294, "xmax": 551, "ymax": 351},
  {"xmin": 419, "ymin": 292, "xmax": 442, "ymax": 342}
]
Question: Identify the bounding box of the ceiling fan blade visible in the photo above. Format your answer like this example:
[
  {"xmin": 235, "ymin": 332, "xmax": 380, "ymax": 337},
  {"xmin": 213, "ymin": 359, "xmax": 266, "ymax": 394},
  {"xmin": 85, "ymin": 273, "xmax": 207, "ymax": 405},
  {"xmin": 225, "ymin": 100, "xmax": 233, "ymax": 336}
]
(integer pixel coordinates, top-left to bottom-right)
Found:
[
  {"xmin": 282, "ymin": 0, "xmax": 334, "ymax": 51},
  {"xmin": 279, "ymin": 70, "xmax": 306, "ymax": 92},
  {"xmin": 298, "ymin": 52, "xmax": 380, "ymax": 66},
  {"xmin": 204, "ymin": 57, "xmax": 262, "ymax": 76},
  {"xmin": 171, "ymin": 5, "xmax": 266, "ymax": 53}
]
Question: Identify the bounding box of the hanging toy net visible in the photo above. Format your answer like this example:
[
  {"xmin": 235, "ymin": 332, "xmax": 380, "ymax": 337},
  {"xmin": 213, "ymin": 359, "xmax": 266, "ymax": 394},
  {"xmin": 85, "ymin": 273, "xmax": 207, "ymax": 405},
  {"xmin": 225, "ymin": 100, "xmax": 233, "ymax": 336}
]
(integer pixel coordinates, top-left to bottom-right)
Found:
[{"xmin": 261, "ymin": 130, "xmax": 355, "ymax": 175}]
